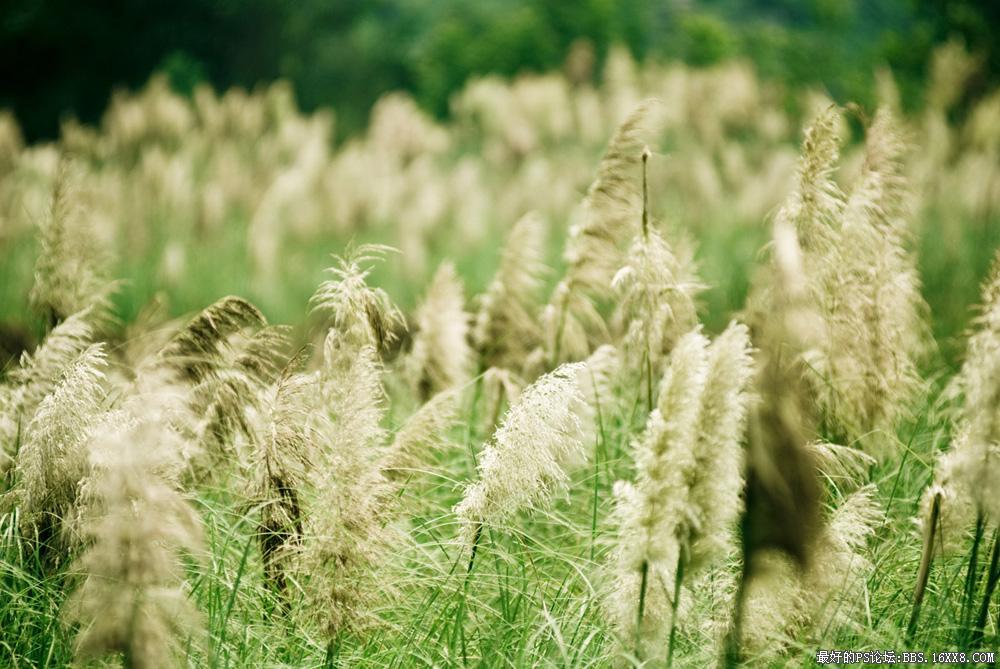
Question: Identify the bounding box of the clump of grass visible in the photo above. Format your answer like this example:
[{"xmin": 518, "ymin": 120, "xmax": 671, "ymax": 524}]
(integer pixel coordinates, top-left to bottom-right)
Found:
[
  {"xmin": 915, "ymin": 248, "xmax": 1000, "ymax": 642},
  {"xmin": 607, "ymin": 322, "xmax": 752, "ymax": 665}
]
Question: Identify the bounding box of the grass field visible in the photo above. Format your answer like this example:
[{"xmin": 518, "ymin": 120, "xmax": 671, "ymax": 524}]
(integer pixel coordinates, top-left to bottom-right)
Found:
[{"xmin": 2, "ymin": 44, "xmax": 1000, "ymax": 668}]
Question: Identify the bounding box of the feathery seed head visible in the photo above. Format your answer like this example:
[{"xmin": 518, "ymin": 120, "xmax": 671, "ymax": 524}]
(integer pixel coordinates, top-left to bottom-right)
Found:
[
  {"xmin": 310, "ymin": 244, "xmax": 405, "ymax": 350},
  {"xmin": 68, "ymin": 417, "xmax": 203, "ymax": 669},
  {"xmin": 455, "ymin": 363, "xmax": 585, "ymax": 544},
  {"xmin": 406, "ymin": 261, "xmax": 472, "ymax": 398},
  {"xmin": 9, "ymin": 344, "xmax": 108, "ymax": 556},
  {"xmin": 474, "ymin": 211, "xmax": 547, "ymax": 371}
]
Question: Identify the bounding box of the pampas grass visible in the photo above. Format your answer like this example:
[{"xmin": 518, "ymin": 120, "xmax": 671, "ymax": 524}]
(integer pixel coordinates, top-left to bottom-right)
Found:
[
  {"xmin": 455, "ymin": 363, "xmax": 585, "ymax": 552},
  {"xmin": 67, "ymin": 416, "xmax": 203, "ymax": 669},
  {"xmin": 474, "ymin": 212, "xmax": 548, "ymax": 373},
  {"xmin": 3, "ymin": 54, "xmax": 1000, "ymax": 668},
  {"xmin": 7, "ymin": 344, "xmax": 108, "ymax": 559},
  {"xmin": 406, "ymin": 262, "xmax": 472, "ymax": 399}
]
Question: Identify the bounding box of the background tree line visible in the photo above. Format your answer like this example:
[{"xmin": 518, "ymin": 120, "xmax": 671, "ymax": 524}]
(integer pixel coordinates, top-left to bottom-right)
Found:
[{"xmin": 2, "ymin": 0, "xmax": 997, "ymax": 142}]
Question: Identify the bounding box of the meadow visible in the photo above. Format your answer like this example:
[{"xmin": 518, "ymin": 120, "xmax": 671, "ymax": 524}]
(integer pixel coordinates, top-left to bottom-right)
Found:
[{"xmin": 1, "ymin": 41, "xmax": 1000, "ymax": 668}]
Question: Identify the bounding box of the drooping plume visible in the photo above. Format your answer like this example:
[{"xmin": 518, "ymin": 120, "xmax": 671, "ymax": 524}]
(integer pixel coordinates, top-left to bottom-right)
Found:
[
  {"xmin": 385, "ymin": 387, "xmax": 461, "ymax": 477},
  {"xmin": 542, "ymin": 100, "xmax": 662, "ymax": 364},
  {"xmin": 248, "ymin": 349, "xmax": 316, "ymax": 597}
]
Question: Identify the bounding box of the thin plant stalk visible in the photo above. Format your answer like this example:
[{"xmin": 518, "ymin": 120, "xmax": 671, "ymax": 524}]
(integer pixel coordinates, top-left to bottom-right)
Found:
[
  {"xmin": 666, "ymin": 548, "xmax": 687, "ymax": 669},
  {"xmin": 971, "ymin": 530, "xmax": 1000, "ymax": 648},
  {"xmin": 635, "ymin": 559, "xmax": 650, "ymax": 659},
  {"xmin": 960, "ymin": 514, "xmax": 987, "ymax": 645},
  {"xmin": 907, "ymin": 491, "xmax": 941, "ymax": 642}
]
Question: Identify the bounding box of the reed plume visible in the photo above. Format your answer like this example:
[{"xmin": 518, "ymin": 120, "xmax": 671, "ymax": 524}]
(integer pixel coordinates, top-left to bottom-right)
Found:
[
  {"xmin": 473, "ymin": 211, "xmax": 547, "ymax": 372},
  {"xmin": 310, "ymin": 244, "xmax": 406, "ymax": 351},
  {"xmin": 1, "ymin": 307, "xmax": 98, "ymax": 479},
  {"xmin": 7, "ymin": 344, "xmax": 108, "ymax": 561},
  {"xmin": 301, "ymin": 328, "xmax": 396, "ymax": 637},
  {"xmin": 29, "ymin": 160, "xmax": 111, "ymax": 325},
  {"xmin": 455, "ymin": 363, "xmax": 585, "ymax": 550},
  {"xmin": 813, "ymin": 108, "xmax": 928, "ymax": 443},
  {"xmin": 67, "ymin": 416, "xmax": 203, "ymax": 669},
  {"xmin": 607, "ymin": 323, "xmax": 753, "ymax": 662},
  {"xmin": 406, "ymin": 261, "xmax": 472, "ymax": 399},
  {"xmin": 612, "ymin": 147, "xmax": 701, "ymax": 407},
  {"xmin": 543, "ymin": 100, "xmax": 662, "ymax": 364}
]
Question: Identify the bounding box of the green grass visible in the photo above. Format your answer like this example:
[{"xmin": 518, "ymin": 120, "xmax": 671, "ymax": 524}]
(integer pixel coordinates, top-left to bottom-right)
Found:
[
  {"xmin": 2, "ymin": 353, "xmax": 999, "ymax": 667},
  {"xmin": 2, "ymin": 174, "xmax": 1000, "ymax": 668}
]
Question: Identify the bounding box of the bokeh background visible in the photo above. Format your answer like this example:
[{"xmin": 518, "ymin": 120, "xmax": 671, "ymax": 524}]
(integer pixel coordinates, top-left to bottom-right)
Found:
[
  {"xmin": 4, "ymin": 0, "xmax": 998, "ymax": 141},
  {"xmin": 1, "ymin": 0, "xmax": 998, "ymax": 369}
]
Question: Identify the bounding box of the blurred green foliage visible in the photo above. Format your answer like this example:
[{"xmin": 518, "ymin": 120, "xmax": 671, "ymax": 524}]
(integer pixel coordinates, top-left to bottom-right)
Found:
[{"xmin": 1, "ymin": 0, "xmax": 997, "ymax": 141}]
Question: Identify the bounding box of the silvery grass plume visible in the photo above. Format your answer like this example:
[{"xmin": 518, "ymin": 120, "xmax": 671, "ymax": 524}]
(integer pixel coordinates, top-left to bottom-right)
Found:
[
  {"xmin": 67, "ymin": 416, "xmax": 203, "ymax": 669},
  {"xmin": 385, "ymin": 387, "xmax": 461, "ymax": 478},
  {"xmin": 729, "ymin": 219, "xmax": 823, "ymax": 664},
  {"xmin": 29, "ymin": 159, "xmax": 112, "ymax": 325},
  {"xmin": 6, "ymin": 344, "xmax": 107, "ymax": 562},
  {"xmin": 740, "ymin": 484, "xmax": 882, "ymax": 660},
  {"xmin": 607, "ymin": 323, "xmax": 753, "ymax": 664},
  {"xmin": 455, "ymin": 363, "xmax": 585, "ymax": 562},
  {"xmin": 150, "ymin": 295, "xmax": 280, "ymax": 474},
  {"xmin": 778, "ymin": 105, "xmax": 845, "ymax": 254},
  {"xmin": 248, "ymin": 349, "xmax": 316, "ymax": 599},
  {"xmin": 0, "ymin": 307, "xmax": 98, "ymax": 482},
  {"xmin": 310, "ymin": 244, "xmax": 406, "ymax": 351},
  {"xmin": 193, "ymin": 325, "xmax": 289, "ymax": 465},
  {"xmin": 300, "ymin": 328, "xmax": 397, "ymax": 637},
  {"xmin": 473, "ymin": 211, "xmax": 547, "ymax": 373},
  {"xmin": 612, "ymin": 148, "xmax": 701, "ymax": 409},
  {"xmin": 812, "ymin": 108, "xmax": 929, "ymax": 445},
  {"xmin": 542, "ymin": 100, "xmax": 662, "ymax": 364},
  {"xmin": 406, "ymin": 261, "xmax": 472, "ymax": 399}
]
